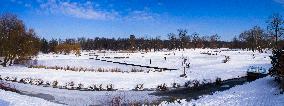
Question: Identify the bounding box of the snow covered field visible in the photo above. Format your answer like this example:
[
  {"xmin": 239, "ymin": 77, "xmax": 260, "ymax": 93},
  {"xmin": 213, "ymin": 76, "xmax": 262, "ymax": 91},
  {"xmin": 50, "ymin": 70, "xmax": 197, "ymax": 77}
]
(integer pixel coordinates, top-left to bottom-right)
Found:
[
  {"xmin": 0, "ymin": 49, "xmax": 271, "ymax": 90},
  {"xmin": 0, "ymin": 81, "xmax": 160, "ymax": 105},
  {"xmin": 0, "ymin": 89, "xmax": 62, "ymax": 106},
  {"xmin": 0, "ymin": 48, "xmax": 277, "ymax": 105},
  {"xmin": 161, "ymin": 76, "xmax": 284, "ymax": 106}
]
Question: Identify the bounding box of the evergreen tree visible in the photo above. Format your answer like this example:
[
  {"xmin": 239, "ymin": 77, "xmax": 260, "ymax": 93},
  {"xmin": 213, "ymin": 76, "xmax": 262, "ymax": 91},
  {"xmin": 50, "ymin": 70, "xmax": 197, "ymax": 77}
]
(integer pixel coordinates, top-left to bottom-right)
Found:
[
  {"xmin": 48, "ymin": 39, "xmax": 58, "ymax": 53},
  {"xmin": 40, "ymin": 38, "xmax": 49, "ymax": 54}
]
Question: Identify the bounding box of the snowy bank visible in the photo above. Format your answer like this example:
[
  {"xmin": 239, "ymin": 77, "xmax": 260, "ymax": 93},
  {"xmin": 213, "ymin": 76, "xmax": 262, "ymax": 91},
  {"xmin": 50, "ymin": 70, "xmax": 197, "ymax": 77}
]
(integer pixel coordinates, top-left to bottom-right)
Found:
[{"xmin": 161, "ymin": 76, "xmax": 284, "ymax": 106}]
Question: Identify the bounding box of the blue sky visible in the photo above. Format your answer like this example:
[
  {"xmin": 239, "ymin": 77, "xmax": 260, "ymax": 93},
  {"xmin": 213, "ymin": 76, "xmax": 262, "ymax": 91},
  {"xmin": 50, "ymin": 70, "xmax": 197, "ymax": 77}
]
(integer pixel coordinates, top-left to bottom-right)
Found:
[{"xmin": 1, "ymin": 0, "xmax": 284, "ymax": 40}]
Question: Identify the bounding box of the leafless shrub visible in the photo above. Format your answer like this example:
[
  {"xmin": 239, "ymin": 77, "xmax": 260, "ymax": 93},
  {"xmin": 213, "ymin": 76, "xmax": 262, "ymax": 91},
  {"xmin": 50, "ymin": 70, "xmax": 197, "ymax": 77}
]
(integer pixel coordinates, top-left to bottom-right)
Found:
[
  {"xmin": 222, "ymin": 56, "xmax": 230, "ymax": 63},
  {"xmin": 131, "ymin": 68, "xmax": 143, "ymax": 72},
  {"xmin": 29, "ymin": 65, "xmax": 147, "ymax": 73}
]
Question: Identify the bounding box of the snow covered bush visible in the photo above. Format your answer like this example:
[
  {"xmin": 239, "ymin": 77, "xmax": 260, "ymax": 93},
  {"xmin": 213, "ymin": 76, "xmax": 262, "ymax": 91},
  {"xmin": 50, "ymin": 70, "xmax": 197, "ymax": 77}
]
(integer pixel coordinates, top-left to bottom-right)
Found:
[
  {"xmin": 98, "ymin": 84, "xmax": 103, "ymax": 91},
  {"xmin": 4, "ymin": 77, "xmax": 17, "ymax": 82},
  {"xmin": 19, "ymin": 78, "xmax": 31, "ymax": 84},
  {"xmin": 157, "ymin": 83, "xmax": 167, "ymax": 91},
  {"xmin": 88, "ymin": 84, "xmax": 97, "ymax": 91},
  {"xmin": 192, "ymin": 80, "xmax": 200, "ymax": 88},
  {"xmin": 45, "ymin": 81, "xmax": 51, "ymax": 86},
  {"xmin": 52, "ymin": 80, "xmax": 58, "ymax": 87},
  {"xmin": 184, "ymin": 80, "xmax": 191, "ymax": 87},
  {"xmin": 88, "ymin": 84, "xmax": 104, "ymax": 91},
  {"xmin": 77, "ymin": 83, "xmax": 84, "ymax": 89},
  {"xmin": 222, "ymin": 56, "xmax": 230, "ymax": 63},
  {"xmin": 134, "ymin": 84, "xmax": 144, "ymax": 91},
  {"xmin": 215, "ymin": 77, "xmax": 222, "ymax": 85},
  {"xmin": 31, "ymin": 79, "xmax": 44, "ymax": 85},
  {"xmin": 67, "ymin": 81, "xmax": 75, "ymax": 88},
  {"xmin": 106, "ymin": 84, "xmax": 114, "ymax": 91},
  {"xmin": 172, "ymin": 82, "xmax": 181, "ymax": 88}
]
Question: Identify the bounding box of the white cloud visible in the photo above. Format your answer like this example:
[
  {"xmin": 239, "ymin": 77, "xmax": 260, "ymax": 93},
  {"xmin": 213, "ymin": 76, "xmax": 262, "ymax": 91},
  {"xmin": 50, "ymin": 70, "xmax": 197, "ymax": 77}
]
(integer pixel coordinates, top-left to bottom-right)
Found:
[
  {"xmin": 126, "ymin": 10, "xmax": 155, "ymax": 21},
  {"xmin": 38, "ymin": 0, "xmax": 118, "ymax": 20},
  {"xmin": 24, "ymin": 3, "xmax": 32, "ymax": 8},
  {"xmin": 274, "ymin": 0, "xmax": 284, "ymax": 4},
  {"xmin": 123, "ymin": 7, "xmax": 159, "ymax": 21},
  {"xmin": 36, "ymin": 0, "xmax": 158, "ymax": 21}
]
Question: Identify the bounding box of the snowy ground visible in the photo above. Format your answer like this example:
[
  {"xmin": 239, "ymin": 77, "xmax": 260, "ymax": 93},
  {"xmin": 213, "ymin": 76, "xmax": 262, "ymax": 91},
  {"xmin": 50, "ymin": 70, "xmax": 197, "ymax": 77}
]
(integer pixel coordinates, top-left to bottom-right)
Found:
[
  {"xmin": 0, "ymin": 80, "xmax": 160, "ymax": 105},
  {"xmin": 0, "ymin": 89, "xmax": 62, "ymax": 106},
  {"xmin": 0, "ymin": 49, "xmax": 271, "ymax": 90},
  {"xmin": 161, "ymin": 76, "xmax": 284, "ymax": 106},
  {"xmin": 0, "ymin": 49, "xmax": 276, "ymax": 105}
]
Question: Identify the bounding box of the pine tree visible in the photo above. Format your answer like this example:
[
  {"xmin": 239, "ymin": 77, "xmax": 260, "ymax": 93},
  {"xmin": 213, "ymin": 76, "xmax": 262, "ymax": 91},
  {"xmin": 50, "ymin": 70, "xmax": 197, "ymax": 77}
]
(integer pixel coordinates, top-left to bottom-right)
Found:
[{"xmin": 40, "ymin": 38, "xmax": 49, "ymax": 54}]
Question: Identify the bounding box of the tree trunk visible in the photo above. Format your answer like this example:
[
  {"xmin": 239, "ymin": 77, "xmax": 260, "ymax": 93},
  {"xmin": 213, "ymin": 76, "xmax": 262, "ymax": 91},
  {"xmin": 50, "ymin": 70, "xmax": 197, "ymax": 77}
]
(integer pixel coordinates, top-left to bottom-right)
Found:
[
  {"xmin": 0, "ymin": 57, "xmax": 9, "ymax": 67},
  {"xmin": 9, "ymin": 57, "xmax": 15, "ymax": 66}
]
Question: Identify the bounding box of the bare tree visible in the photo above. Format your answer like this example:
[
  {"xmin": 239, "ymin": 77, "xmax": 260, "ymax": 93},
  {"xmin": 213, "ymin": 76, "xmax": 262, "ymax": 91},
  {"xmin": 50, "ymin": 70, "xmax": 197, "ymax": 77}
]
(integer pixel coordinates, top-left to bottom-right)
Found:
[
  {"xmin": 177, "ymin": 29, "xmax": 188, "ymax": 51},
  {"xmin": 267, "ymin": 13, "xmax": 284, "ymax": 49},
  {"xmin": 209, "ymin": 34, "xmax": 220, "ymax": 49},
  {"xmin": 191, "ymin": 32, "xmax": 199, "ymax": 49},
  {"xmin": 0, "ymin": 13, "xmax": 40, "ymax": 66},
  {"xmin": 129, "ymin": 35, "xmax": 136, "ymax": 52},
  {"xmin": 238, "ymin": 26, "xmax": 267, "ymax": 52},
  {"xmin": 168, "ymin": 33, "xmax": 177, "ymax": 50}
]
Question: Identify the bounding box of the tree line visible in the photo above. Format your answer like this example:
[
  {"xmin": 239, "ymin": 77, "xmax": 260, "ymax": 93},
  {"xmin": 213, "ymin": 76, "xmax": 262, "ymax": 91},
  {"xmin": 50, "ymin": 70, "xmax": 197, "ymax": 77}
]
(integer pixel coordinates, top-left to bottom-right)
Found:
[{"xmin": 39, "ymin": 31, "xmax": 226, "ymax": 53}]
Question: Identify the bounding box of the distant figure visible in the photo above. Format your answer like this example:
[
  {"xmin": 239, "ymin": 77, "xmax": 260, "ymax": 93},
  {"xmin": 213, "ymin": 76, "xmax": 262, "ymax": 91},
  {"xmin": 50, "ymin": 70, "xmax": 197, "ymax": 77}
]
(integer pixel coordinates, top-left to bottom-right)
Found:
[
  {"xmin": 164, "ymin": 57, "xmax": 167, "ymax": 60},
  {"xmin": 150, "ymin": 59, "xmax": 152, "ymax": 64}
]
